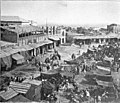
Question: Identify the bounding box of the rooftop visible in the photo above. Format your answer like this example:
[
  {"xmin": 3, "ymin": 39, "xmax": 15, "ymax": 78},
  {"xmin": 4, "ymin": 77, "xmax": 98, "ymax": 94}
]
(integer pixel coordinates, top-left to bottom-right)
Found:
[
  {"xmin": 73, "ymin": 33, "xmax": 120, "ymax": 39},
  {"xmin": 0, "ymin": 25, "xmax": 43, "ymax": 34},
  {"xmin": 1, "ymin": 16, "xmax": 29, "ymax": 23},
  {"xmin": 0, "ymin": 40, "xmax": 17, "ymax": 47}
]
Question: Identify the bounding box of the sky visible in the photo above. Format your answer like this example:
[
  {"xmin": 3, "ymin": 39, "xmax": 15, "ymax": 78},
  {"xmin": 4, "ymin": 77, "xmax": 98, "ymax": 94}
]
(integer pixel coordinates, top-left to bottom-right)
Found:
[{"xmin": 1, "ymin": 0, "xmax": 120, "ymax": 26}]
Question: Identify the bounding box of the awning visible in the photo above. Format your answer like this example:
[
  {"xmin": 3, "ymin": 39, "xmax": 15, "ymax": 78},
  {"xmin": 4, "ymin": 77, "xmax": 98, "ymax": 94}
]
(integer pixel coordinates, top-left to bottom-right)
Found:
[
  {"xmin": 0, "ymin": 50, "xmax": 10, "ymax": 58},
  {"xmin": 12, "ymin": 53, "xmax": 25, "ymax": 64},
  {"xmin": 22, "ymin": 79, "xmax": 42, "ymax": 86},
  {"xmin": 48, "ymin": 36, "xmax": 60, "ymax": 41},
  {"xmin": 22, "ymin": 45, "xmax": 33, "ymax": 51},
  {"xmin": 29, "ymin": 43, "xmax": 41, "ymax": 48},
  {"xmin": 44, "ymin": 40, "xmax": 53, "ymax": 44},
  {"xmin": 9, "ymin": 81, "xmax": 31, "ymax": 94},
  {"xmin": 96, "ymin": 80, "xmax": 113, "ymax": 87},
  {"xmin": 3, "ymin": 48, "xmax": 19, "ymax": 55},
  {"xmin": 104, "ymin": 56, "xmax": 114, "ymax": 62},
  {"xmin": 2, "ymin": 56, "xmax": 12, "ymax": 68},
  {"xmin": 0, "ymin": 88, "xmax": 18, "ymax": 100},
  {"xmin": 37, "ymin": 41, "xmax": 46, "ymax": 47},
  {"xmin": 12, "ymin": 46, "xmax": 26, "ymax": 52},
  {"xmin": 97, "ymin": 66, "xmax": 111, "ymax": 72}
]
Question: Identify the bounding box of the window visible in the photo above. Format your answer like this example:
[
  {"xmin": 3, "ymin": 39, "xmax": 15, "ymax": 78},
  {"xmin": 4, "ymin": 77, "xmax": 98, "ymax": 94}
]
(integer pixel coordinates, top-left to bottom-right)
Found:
[
  {"xmin": 62, "ymin": 38, "xmax": 64, "ymax": 43},
  {"xmin": 62, "ymin": 31, "xmax": 64, "ymax": 36}
]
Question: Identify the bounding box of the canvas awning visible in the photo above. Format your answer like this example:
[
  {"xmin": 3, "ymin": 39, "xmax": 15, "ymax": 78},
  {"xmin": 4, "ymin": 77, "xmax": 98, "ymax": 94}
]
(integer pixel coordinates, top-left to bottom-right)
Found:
[
  {"xmin": 0, "ymin": 50, "xmax": 10, "ymax": 58},
  {"xmin": 29, "ymin": 43, "xmax": 42, "ymax": 48},
  {"xmin": 21, "ymin": 45, "xmax": 33, "ymax": 51},
  {"xmin": 0, "ymin": 88, "xmax": 18, "ymax": 100},
  {"xmin": 44, "ymin": 40, "xmax": 53, "ymax": 44},
  {"xmin": 12, "ymin": 46, "xmax": 26, "ymax": 52},
  {"xmin": 48, "ymin": 36, "xmax": 60, "ymax": 41},
  {"xmin": 12, "ymin": 53, "xmax": 25, "ymax": 64},
  {"xmin": 97, "ymin": 66, "xmax": 111, "ymax": 72},
  {"xmin": 9, "ymin": 82, "xmax": 31, "ymax": 94},
  {"xmin": 37, "ymin": 41, "xmax": 46, "ymax": 47},
  {"xmin": 96, "ymin": 80, "xmax": 113, "ymax": 87},
  {"xmin": 2, "ymin": 56, "xmax": 12, "ymax": 68},
  {"xmin": 104, "ymin": 56, "xmax": 114, "ymax": 62},
  {"xmin": 60, "ymin": 72, "xmax": 74, "ymax": 77},
  {"xmin": 22, "ymin": 79, "xmax": 42, "ymax": 86},
  {"xmin": 3, "ymin": 48, "xmax": 19, "ymax": 55}
]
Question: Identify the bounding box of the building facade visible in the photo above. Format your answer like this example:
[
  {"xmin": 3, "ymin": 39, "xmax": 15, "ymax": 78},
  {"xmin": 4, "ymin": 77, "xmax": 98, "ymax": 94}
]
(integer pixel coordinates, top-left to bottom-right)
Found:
[
  {"xmin": 1, "ymin": 16, "xmax": 30, "ymax": 26},
  {"xmin": 107, "ymin": 24, "xmax": 120, "ymax": 33}
]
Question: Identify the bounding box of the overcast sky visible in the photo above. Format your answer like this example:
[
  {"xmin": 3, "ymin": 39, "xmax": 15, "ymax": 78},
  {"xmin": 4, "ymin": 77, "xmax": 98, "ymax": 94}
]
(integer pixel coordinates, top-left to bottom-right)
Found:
[{"xmin": 1, "ymin": 1, "xmax": 120, "ymax": 26}]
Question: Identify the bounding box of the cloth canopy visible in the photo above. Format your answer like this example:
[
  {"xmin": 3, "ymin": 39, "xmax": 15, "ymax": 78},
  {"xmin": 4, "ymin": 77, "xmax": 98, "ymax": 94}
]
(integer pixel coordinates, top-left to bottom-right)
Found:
[
  {"xmin": 23, "ymin": 79, "xmax": 42, "ymax": 86},
  {"xmin": 3, "ymin": 48, "xmax": 19, "ymax": 55},
  {"xmin": 40, "ymin": 71, "xmax": 61, "ymax": 80},
  {"xmin": 9, "ymin": 82, "xmax": 31, "ymax": 94},
  {"xmin": 104, "ymin": 56, "xmax": 114, "ymax": 62},
  {"xmin": 12, "ymin": 53, "xmax": 24, "ymax": 60},
  {"xmin": 96, "ymin": 80, "xmax": 113, "ymax": 87},
  {"xmin": 97, "ymin": 66, "xmax": 111, "ymax": 72},
  {"xmin": 12, "ymin": 53, "xmax": 25, "ymax": 64},
  {"xmin": 0, "ymin": 50, "xmax": 10, "ymax": 58},
  {"xmin": 20, "ymin": 51, "xmax": 31, "ymax": 61},
  {"xmin": 48, "ymin": 36, "xmax": 60, "ymax": 41},
  {"xmin": 0, "ymin": 88, "xmax": 18, "ymax": 100},
  {"xmin": 44, "ymin": 40, "xmax": 53, "ymax": 44},
  {"xmin": 2, "ymin": 56, "xmax": 12, "ymax": 68},
  {"xmin": 60, "ymin": 72, "xmax": 74, "ymax": 77},
  {"xmin": 95, "ymin": 74, "xmax": 113, "ymax": 87}
]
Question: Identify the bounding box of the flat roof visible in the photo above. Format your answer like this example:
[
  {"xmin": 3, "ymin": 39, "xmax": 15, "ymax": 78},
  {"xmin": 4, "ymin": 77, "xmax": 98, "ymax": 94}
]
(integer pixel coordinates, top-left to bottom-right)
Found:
[
  {"xmin": 73, "ymin": 33, "xmax": 120, "ymax": 39},
  {"xmin": 1, "ymin": 16, "xmax": 29, "ymax": 23}
]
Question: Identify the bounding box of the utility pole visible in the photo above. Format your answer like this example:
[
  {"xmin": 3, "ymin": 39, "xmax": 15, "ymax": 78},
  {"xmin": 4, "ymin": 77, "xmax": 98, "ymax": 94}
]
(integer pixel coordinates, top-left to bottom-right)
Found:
[
  {"xmin": 46, "ymin": 18, "xmax": 48, "ymax": 35},
  {"xmin": 0, "ymin": 25, "xmax": 1, "ymax": 74}
]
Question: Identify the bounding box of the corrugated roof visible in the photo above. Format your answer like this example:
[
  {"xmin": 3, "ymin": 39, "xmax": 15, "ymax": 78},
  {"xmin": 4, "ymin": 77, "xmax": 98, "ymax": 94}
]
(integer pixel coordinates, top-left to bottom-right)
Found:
[{"xmin": 1, "ymin": 16, "xmax": 29, "ymax": 23}]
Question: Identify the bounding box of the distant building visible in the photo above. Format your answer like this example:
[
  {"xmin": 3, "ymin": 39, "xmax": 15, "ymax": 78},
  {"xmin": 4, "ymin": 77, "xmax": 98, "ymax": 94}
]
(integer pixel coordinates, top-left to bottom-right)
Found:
[
  {"xmin": 1, "ymin": 16, "xmax": 30, "ymax": 26},
  {"xmin": 0, "ymin": 25, "xmax": 46, "ymax": 45},
  {"xmin": 107, "ymin": 24, "xmax": 120, "ymax": 33},
  {"xmin": 29, "ymin": 20, "xmax": 38, "ymax": 26},
  {"xmin": 48, "ymin": 27, "xmax": 67, "ymax": 47}
]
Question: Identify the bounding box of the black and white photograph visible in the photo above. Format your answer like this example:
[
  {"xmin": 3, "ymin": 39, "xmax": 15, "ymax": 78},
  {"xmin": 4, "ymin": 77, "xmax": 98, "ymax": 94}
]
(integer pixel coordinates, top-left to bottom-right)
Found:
[{"xmin": 0, "ymin": 0, "xmax": 120, "ymax": 102}]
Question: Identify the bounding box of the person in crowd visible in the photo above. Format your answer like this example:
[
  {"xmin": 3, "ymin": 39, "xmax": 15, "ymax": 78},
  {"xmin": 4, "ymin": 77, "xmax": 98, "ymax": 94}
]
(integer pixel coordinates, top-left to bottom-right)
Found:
[{"xmin": 71, "ymin": 53, "xmax": 76, "ymax": 60}]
